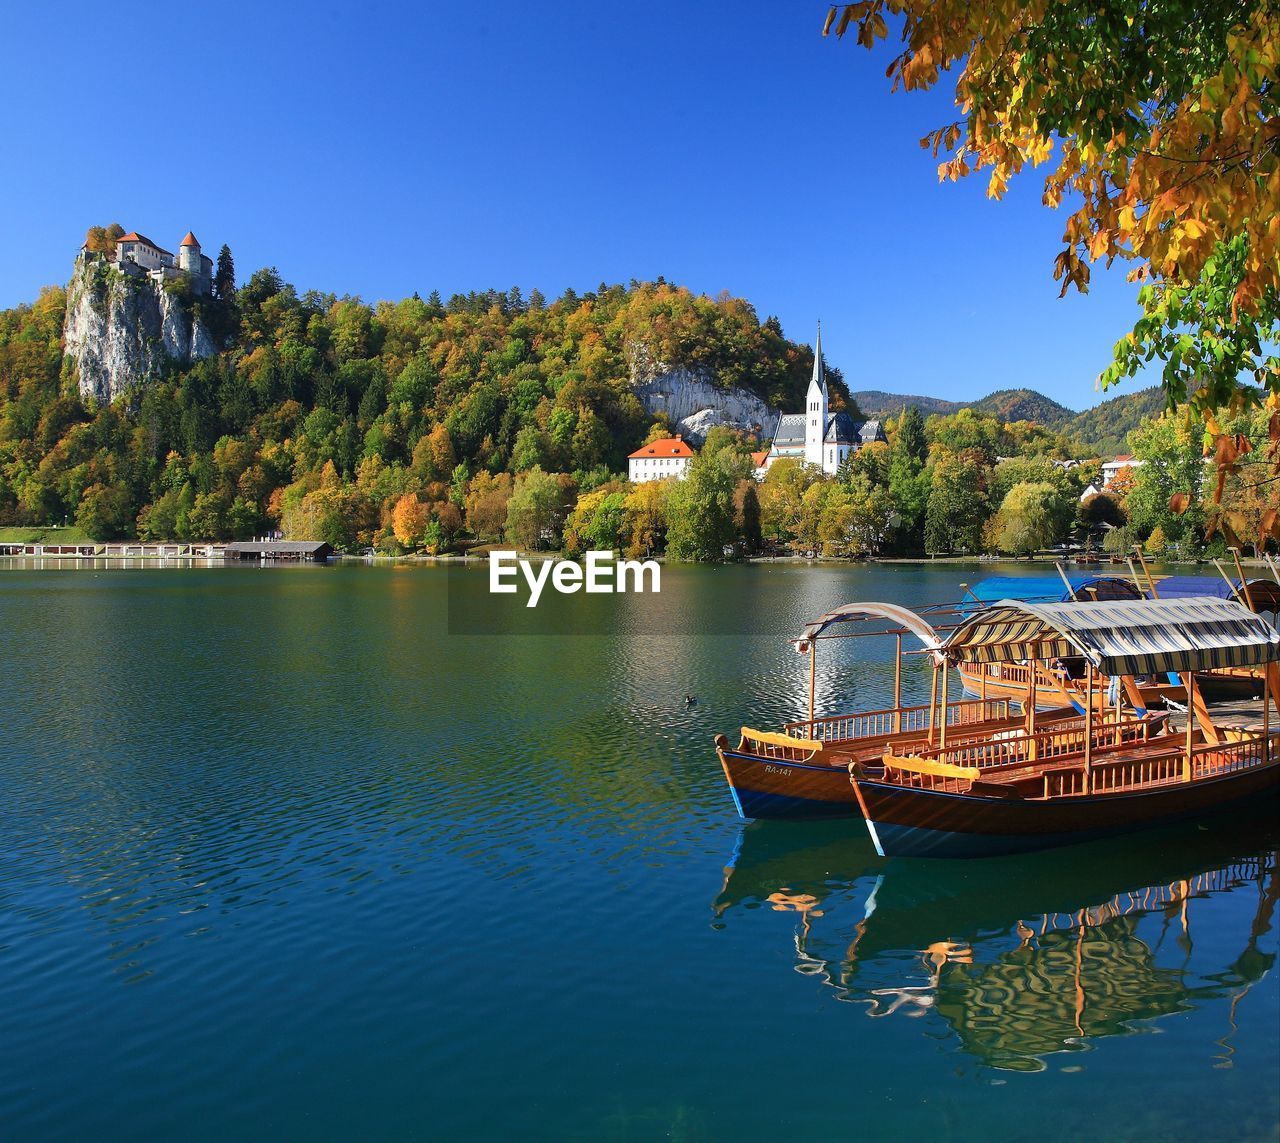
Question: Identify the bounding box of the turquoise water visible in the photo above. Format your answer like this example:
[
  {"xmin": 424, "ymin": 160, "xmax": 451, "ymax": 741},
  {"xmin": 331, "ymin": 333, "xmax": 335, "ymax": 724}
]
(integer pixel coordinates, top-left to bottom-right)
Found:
[{"xmin": 0, "ymin": 562, "xmax": 1276, "ymax": 1140}]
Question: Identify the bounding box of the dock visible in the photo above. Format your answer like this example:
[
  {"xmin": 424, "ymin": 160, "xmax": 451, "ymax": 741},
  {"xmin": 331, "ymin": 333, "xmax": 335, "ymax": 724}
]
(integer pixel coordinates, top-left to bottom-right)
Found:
[{"xmin": 0, "ymin": 540, "xmax": 333, "ymax": 563}]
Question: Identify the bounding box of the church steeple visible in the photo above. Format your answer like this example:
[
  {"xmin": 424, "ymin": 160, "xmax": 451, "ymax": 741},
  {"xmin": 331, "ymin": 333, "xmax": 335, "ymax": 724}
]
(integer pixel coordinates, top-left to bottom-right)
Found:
[
  {"xmin": 811, "ymin": 320, "xmax": 827, "ymax": 398},
  {"xmin": 804, "ymin": 321, "xmax": 828, "ymax": 469}
]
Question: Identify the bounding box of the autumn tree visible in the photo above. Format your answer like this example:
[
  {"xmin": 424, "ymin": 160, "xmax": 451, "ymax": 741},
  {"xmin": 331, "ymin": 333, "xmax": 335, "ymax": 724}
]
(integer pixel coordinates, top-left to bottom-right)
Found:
[
  {"xmin": 463, "ymin": 471, "xmax": 514, "ymax": 542},
  {"xmin": 825, "ymin": 1, "xmax": 1280, "ymax": 413},
  {"xmin": 826, "ymin": 1, "xmax": 1280, "ymax": 542},
  {"xmin": 392, "ymin": 492, "xmax": 430, "ymax": 548},
  {"xmin": 622, "ymin": 479, "xmax": 672, "ymax": 558}
]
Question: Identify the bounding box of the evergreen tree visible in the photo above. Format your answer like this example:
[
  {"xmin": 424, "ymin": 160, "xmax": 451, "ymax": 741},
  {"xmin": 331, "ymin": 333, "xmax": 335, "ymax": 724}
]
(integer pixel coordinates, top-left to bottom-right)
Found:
[{"xmin": 214, "ymin": 245, "xmax": 236, "ymax": 300}]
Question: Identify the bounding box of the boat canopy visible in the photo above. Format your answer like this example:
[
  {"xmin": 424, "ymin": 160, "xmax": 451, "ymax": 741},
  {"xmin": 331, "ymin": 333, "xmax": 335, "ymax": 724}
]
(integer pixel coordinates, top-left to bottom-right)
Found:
[
  {"xmin": 1152, "ymin": 575, "xmax": 1280, "ymax": 611},
  {"xmin": 942, "ymin": 596, "xmax": 1280, "ymax": 676},
  {"xmin": 966, "ymin": 574, "xmax": 1143, "ymax": 605},
  {"xmin": 795, "ymin": 601, "xmax": 943, "ymax": 659}
]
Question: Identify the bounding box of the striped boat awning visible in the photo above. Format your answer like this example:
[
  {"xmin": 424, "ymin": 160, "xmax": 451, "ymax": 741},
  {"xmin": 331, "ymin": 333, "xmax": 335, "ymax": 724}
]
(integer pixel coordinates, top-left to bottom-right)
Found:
[{"xmin": 942, "ymin": 596, "xmax": 1280, "ymax": 676}]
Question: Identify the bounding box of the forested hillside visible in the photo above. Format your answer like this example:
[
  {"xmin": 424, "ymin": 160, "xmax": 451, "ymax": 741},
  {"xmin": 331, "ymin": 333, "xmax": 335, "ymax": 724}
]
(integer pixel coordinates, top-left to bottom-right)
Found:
[
  {"xmin": 1066, "ymin": 388, "xmax": 1168, "ymax": 454},
  {"xmin": 2, "ymin": 243, "xmax": 1268, "ymax": 560},
  {"xmin": 852, "ymin": 387, "xmax": 1075, "ymax": 428},
  {"xmin": 969, "ymin": 389, "xmax": 1075, "ymax": 428},
  {"xmin": 0, "ymin": 260, "xmax": 831, "ymax": 549}
]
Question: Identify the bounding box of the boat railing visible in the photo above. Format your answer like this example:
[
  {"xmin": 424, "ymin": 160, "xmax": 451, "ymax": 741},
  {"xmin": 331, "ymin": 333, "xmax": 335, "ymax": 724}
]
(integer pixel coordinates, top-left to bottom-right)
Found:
[
  {"xmin": 963, "ymin": 661, "xmax": 1069, "ymax": 688},
  {"xmin": 1192, "ymin": 731, "xmax": 1277, "ymax": 780},
  {"xmin": 785, "ymin": 697, "xmax": 1012, "ymax": 744},
  {"xmin": 1042, "ymin": 750, "xmax": 1185, "ymax": 797},
  {"xmin": 884, "ymin": 713, "xmax": 1160, "ymax": 785}
]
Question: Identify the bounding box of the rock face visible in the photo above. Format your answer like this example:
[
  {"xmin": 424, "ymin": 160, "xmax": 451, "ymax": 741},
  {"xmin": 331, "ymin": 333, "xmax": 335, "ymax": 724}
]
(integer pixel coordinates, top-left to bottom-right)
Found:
[
  {"xmin": 627, "ymin": 345, "xmax": 774, "ymax": 444},
  {"xmin": 63, "ymin": 259, "xmax": 215, "ymax": 404}
]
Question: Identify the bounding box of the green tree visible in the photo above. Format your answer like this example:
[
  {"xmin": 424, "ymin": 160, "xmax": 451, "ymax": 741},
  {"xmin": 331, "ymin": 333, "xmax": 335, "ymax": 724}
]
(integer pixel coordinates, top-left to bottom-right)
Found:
[
  {"xmin": 664, "ymin": 451, "xmax": 740, "ymax": 561},
  {"xmin": 214, "ymin": 245, "xmax": 236, "ymax": 301},
  {"xmin": 504, "ymin": 466, "xmax": 571, "ymax": 551},
  {"xmin": 924, "ymin": 455, "xmax": 988, "ymax": 555},
  {"xmin": 990, "ymin": 481, "xmax": 1069, "ymax": 557},
  {"xmin": 887, "ymin": 406, "xmax": 929, "ymax": 552},
  {"xmin": 1126, "ymin": 414, "xmax": 1207, "ymax": 553}
]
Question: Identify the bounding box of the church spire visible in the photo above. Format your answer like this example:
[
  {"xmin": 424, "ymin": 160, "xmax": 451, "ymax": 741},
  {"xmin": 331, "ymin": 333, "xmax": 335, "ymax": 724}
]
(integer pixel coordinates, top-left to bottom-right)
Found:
[{"xmin": 812, "ymin": 321, "xmax": 827, "ymax": 397}]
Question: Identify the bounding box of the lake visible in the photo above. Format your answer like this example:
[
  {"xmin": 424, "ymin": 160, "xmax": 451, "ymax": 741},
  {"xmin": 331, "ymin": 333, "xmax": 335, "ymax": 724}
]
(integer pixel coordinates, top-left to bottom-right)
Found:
[{"xmin": 1, "ymin": 561, "xmax": 1276, "ymax": 1140}]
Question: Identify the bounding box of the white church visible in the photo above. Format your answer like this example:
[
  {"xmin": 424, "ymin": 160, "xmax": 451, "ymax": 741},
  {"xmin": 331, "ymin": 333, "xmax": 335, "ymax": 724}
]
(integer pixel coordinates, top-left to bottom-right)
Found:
[{"xmin": 756, "ymin": 324, "xmax": 885, "ymax": 477}]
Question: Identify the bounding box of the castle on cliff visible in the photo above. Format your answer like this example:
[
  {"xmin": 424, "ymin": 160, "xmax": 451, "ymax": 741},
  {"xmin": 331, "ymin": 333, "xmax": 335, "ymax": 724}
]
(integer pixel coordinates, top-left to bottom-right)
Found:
[{"xmin": 77, "ymin": 230, "xmax": 214, "ymax": 295}]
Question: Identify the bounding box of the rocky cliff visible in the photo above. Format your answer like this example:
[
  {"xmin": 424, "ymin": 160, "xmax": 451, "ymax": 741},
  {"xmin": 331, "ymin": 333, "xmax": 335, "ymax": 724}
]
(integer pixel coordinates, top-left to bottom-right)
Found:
[
  {"xmin": 627, "ymin": 344, "xmax": 775, "ymax": 443},
  {"xmin": 63, "ymin": 260, "xmax": 215, "ymax": 404}
]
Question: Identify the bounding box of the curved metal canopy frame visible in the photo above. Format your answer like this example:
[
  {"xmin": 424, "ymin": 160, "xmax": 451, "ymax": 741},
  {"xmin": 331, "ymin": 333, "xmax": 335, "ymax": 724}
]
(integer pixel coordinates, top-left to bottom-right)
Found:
[{"xmin": 795, "ymin": 601, "xmax": 945, "ymax": 665}]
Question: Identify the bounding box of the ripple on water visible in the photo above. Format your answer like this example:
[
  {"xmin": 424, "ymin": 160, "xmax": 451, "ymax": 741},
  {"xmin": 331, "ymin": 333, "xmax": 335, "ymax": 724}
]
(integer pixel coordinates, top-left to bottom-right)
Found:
[{"xmin": 0, "ymin": 563, "xmax": 1276, "ymax": 1139}]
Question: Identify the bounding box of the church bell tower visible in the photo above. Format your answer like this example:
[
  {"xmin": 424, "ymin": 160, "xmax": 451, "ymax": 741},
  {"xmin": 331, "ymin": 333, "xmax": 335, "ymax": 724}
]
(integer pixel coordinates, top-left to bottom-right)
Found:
[{"xmin": 803, "ymin": 322, "xmax": 828, "ymax": 469}]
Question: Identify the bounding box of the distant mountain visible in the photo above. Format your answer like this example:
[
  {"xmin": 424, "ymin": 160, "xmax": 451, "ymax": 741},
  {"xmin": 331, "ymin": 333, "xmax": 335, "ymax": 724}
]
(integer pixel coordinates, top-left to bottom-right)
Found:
[
  {"xmin": 849, "ymin": 383, "xmax": 1166, "ymax": 455},
  {"xmin": 846, "ymin": 390, "xmax": 963, "ymax": 419},
  {"xmin": 969, "ymin": 388, "xmax": 1076, "ymax": 428},
  {"xmin": 849, "ymin": 387, "xmax": 1075, "ymax": 427},
  {"xmin": 1066, "ymin": 386, "xmax": 1167, "ymax": 455}
]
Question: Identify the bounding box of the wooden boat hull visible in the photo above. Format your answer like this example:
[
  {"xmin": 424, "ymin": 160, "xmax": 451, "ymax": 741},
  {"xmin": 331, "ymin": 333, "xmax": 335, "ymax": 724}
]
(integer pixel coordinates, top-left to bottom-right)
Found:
[
  {"xmin": 716, "ymin": 709, "xmax": 1086, "ymax": 821},
  {"xmin": 717, "ymin": 746, "xmax": 859, "ymax": 819},
  {"xmin": 851, "ymin": 761, "xmax": 1280, "ymax": 858}
]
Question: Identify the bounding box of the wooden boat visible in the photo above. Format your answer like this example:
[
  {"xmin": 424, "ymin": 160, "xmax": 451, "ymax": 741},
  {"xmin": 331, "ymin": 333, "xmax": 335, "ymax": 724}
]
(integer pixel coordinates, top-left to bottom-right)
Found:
[
  {"xmin": 956, "ymin": 567, "xmax": 1280, "ymax": 708},
  {"xmin": 714, "ymin": 601, "xmax": 1149, "ymax": 821},
  {"xmin": 849, "ymin": 596, "xmax": 1280, "ymax": 857},
  {"xmin": 956, "ymin": 657, "xmax": 1186, "ymax": 711}
]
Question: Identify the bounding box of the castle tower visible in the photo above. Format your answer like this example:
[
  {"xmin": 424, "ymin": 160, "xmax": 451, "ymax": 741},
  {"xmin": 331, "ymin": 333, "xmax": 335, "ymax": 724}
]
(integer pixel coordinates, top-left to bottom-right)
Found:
[
  {"xmin": 178, "ymin": 231, "xmax": 201, "ymax": 275},
  {"xmin": 803, "ymin": 321, "xmax": 828, "ymax": 469}
]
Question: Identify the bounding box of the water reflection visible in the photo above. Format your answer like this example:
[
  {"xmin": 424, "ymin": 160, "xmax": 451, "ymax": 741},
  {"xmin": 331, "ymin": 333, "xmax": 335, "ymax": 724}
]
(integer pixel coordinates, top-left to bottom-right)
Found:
[{"xmin": 716, "ymin": 820, "xmax": 1279, "ymax": 1072}]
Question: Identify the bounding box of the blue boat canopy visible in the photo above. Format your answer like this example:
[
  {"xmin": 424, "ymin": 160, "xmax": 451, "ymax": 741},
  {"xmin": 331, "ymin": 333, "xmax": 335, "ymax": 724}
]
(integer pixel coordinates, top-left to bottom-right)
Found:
[
  {"xmin": 965, "ymin": 575, "xmax": 1143, "ymax": 605},
  {"xmin": 1152, "ymin": 575, "xmax": 1280, "ymax": 611},
  {"xmin": 942, "ymin": 596, "xmax": 1280, "ymax": 676}
]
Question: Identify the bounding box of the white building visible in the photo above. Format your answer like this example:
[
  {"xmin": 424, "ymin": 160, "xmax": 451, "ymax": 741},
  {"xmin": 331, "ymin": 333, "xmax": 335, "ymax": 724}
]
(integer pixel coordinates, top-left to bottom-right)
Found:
[
  {"xmin": 628, "ymin": 436, "xmax": 696, "ymax": 483},
  {"xmin": 1101, "ymin": 455, "xmax": 1145, "ymax": 489},
  {"xmin": 757, "ymin": 323, "xmax": 885, "ymax": 477},
  {"xmin": 80, "ymin": 229, "xmax": 214, "ymax": 294}
]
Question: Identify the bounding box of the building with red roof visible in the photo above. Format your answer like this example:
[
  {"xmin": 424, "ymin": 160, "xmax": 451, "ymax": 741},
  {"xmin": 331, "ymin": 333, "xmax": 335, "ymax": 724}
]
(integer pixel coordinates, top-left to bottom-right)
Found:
[
  {"xmin": 628, "ymin": 436, "xmax": 696, "ymax": 483},
  {"xmin": 77, "ymin": 227, "xmax": 215, "ymax": 294}
]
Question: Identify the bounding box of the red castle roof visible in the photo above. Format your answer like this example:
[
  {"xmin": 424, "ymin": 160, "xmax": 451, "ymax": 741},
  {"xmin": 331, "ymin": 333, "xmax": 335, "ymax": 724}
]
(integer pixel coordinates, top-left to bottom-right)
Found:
[
  {"xmin": 180, "ymin": 231, "xmax": 200, "ymax": 248},
  {"xmin": 116, "ymin": 232, "xmax": 172, "ymax": 255}
]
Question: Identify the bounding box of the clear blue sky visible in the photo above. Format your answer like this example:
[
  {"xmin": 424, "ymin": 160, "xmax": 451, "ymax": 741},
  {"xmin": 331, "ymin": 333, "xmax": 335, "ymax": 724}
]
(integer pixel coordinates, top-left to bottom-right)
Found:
[{"xmin": 1, "ymin": 0, "xmax": 1150, "ymax": 411}]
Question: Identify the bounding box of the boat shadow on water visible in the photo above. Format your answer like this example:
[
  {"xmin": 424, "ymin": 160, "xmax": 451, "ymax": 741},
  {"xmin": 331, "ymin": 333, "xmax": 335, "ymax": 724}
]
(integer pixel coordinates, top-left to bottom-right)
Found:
[{"xmin": 713, "ymin": 817, "xmax": 1280, "ymax": 1073}]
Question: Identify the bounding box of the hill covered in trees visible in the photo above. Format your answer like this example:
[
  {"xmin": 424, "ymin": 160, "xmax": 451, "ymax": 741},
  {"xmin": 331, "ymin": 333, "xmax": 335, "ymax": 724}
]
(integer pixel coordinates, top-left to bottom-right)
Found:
[
  {"xmin": 3, "ymin": 240, "xmax": 1258, "ymax": 560},
  {"xmin": 851, "ymin": 387, "xmax": 1075, "ymax": 428},
  {"xmin": 1065, "ymin": 387, "xmax": 1168, "ymax": 455},
  {"xmin": 0, "ymin": 254, "xmax": 842, "ymax": 548}
]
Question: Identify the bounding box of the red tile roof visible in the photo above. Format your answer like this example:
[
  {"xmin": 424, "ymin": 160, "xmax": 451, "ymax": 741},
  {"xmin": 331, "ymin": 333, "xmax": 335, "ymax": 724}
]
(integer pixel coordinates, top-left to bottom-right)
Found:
[
  {"xmin": 751, "ymin": 449, "xmax": 770, "ymax": 467},
  {"xmin": 116, "ymin": 232, "xmax": 172, "ymax": 255},
  {"xmin": 628, "ymin": 437, "xmax": 695, "ymax": 460},
  {"xmin": 180, "ymin": 231, "xmax": 200, "ymax": 247}
]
